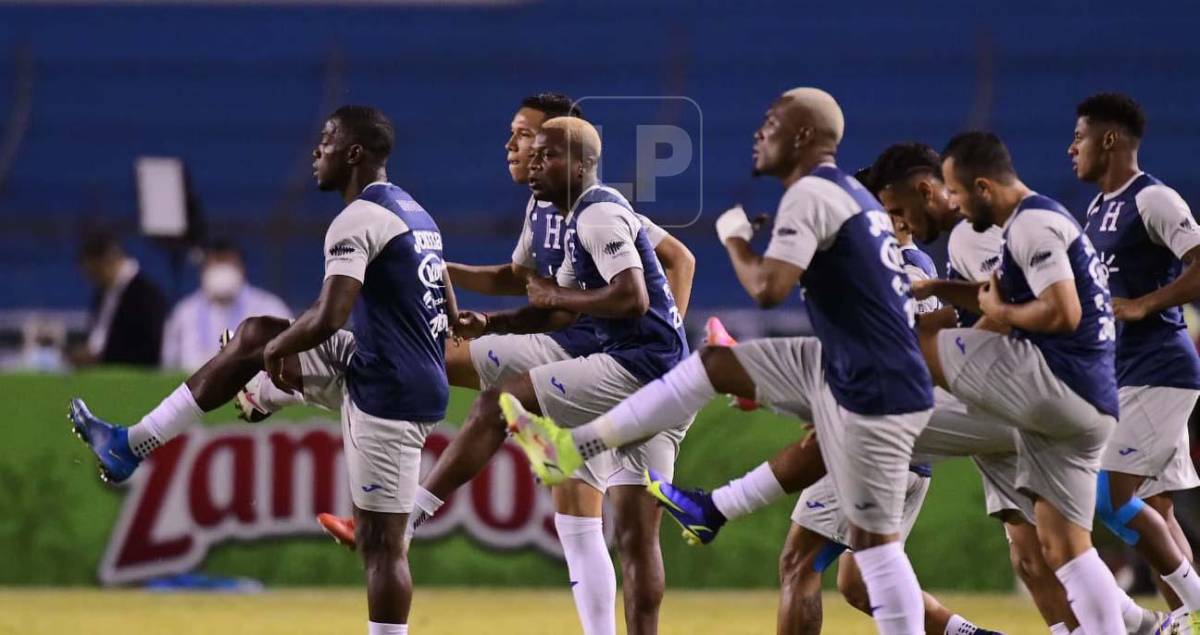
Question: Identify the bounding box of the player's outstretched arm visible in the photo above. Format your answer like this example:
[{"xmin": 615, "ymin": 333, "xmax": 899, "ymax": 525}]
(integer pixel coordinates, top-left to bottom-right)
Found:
[
  {"xmin": 1114, "ymin": 245, "xmax": 1200, "ymax": 321},
  {"xmin": 527, "ymin": 269, "xmax": 650, "ymax": 319},
  {"xmin": 480, "ymin": 302, "xmax": 577, "ymax": 336},
  {"xmin": 654, "ymin": 234, "xmax": 696, "ymax": 317},
  {"xmin": 978, "ymin": 274, "xmax": 1081, "ymax": 334},
  {"xmin": 445, "ymin": 262, "xmax": 534, "ymax": 296},
  {"xmin": 263, "ymin": 274, "xmax": 361, "ymax": 390},
  {"xmin": 913, "ymin": 278, "xmax": 985, "ymax": 314}
]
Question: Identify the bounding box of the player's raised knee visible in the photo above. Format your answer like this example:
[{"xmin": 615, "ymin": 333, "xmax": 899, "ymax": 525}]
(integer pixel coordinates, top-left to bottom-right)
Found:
[{"xmin": 232, "ymin": 316, "xmax": 289, "ymax": 352}]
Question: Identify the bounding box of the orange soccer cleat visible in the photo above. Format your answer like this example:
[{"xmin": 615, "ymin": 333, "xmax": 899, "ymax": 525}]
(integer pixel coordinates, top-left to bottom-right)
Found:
[
  {"xmin": 703, "ymin": 317, "xmax": 759, "ymax": 411},
  {"xmin": 316, "ymin": 513, "xmax": 356, "ymax": 550}
]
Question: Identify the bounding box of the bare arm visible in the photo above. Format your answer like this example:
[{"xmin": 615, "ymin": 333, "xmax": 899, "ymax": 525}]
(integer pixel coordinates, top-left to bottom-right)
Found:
[
  {"xmin": 913, "ymin": 278, "xmax": 985, "ymax": 315},
  {"xmin": 264, "ymin": 274, "xmax": 361, "ymax": 389},
  {"xmin": 1114, "ymin": 245, "xmax": 1200, "ymax": 321},
  {"xmin": 654, "ymin": 234, "xmax": 697, "ymax": 317},
  {"xmin": 979, "ymin": 275, "xmax": 1081, "ymax": 334},
  {"xmin": 483, "ymin": 305, "xmax": 578, "ymax": 336},
  {"xmin": 445, "ymin": 262, "xmax": 533, "ymax": 296},
  {"xmin": 724, "ymin": 238, "xmax": 804, "ymax": 309},
  {"xmin": 527, "ymin": 269, "xmax": 650, "ymax": 319}
]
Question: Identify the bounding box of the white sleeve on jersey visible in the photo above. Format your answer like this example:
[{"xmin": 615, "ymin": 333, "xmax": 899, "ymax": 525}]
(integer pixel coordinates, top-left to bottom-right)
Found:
[
  {"xmin": 947, "ymin": 223, "xmax": 1004, "ymax": 283},
  {"xmin": 903, "ymin": 262, "xmax": 942, "ymax": 314},
  {"xmin": 1006, "ymin": 208, "xmax": 1078, "ymax": 296},
  {"xmin": 1136, "ymin": 184, "xmax": 1200, "ymax": 260},
  {"xmin": 636, "ymin": 213, "xmax": 669, "ymax": 248},
  {"xmin": 555, "ymin": 243, "xmax": 577, "ymax": 288},
  {"xmin": 764, "ymin": 177, "xmax": 853, "ymax": 270},
  {"xmin": 511, "ymin": 207, "xmax": 536, "ymax": 269},
  {"xmin": 574, "ymin": 202, "xmax": 644, "ymax": 282},
  {"xmin": 323, "ymin": 199, "xmax": 409, "ymax": 282}
]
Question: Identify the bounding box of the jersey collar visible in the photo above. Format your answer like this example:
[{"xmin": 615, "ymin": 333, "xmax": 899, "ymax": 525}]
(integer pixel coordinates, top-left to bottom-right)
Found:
[{"xmin": 1101, "ymin": 171, "xmax": 1145, "ymax": 201}]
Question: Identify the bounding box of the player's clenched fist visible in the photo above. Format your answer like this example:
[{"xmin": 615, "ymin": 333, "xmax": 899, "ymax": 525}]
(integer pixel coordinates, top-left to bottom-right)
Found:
[
  {"xmin": 526, "ymin": 275, "xmax": 559, "ymax": 309},
  {"xmin": 453, "ymin": 310, "xmax": 489, "ymax": 340}
]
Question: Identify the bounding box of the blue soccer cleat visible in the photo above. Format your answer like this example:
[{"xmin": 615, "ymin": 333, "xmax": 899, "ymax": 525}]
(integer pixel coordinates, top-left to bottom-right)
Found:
[
  {"xmin": 69, "ymin": 398, "xmax": 141, "ymax": 484},
  {"xmin": 644, "ymin": 468, "xmax": 727, "ymax": 546}
]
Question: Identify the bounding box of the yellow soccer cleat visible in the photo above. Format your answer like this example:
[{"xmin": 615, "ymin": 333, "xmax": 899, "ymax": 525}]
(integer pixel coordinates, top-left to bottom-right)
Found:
[{"xmin": 499, "ymin": 392, "xmax": 583, "ymax": 486}]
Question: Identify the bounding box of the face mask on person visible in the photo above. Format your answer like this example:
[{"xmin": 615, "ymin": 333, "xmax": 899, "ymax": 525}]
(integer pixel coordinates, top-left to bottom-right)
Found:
[{"xmin": 201, "ymin": 262, "xmax": 245, "ymax": 302}]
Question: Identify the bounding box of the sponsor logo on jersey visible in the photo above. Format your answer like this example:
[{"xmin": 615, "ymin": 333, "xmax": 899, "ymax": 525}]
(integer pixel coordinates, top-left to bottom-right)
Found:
[
  {"xmin": 980, "ymin": 255, "xmax": 1000, "ymax": 273},
  {"xmin": 603, "ymin": 240, "xmax": 625, "ymax": 256},
  {"xmin": 412, "ymin": 230, "xmax": 443, "ymax": 253},
  {"xmin": 328, "ymin": 242, "xmax": 356, "ymax": 257},
  {"xmin": 1030, "ymin": 250, "xmax": 1053, "ymax": 267},
  {"xmin": 417, "ymin": 253, "xmax": 446, "ymax": 289}
]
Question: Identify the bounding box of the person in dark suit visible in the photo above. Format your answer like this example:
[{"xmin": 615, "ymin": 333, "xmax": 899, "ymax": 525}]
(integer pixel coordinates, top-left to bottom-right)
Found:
[{"xmin": 74, "ymin": 233, "xmax": 167, "ymax": 367}]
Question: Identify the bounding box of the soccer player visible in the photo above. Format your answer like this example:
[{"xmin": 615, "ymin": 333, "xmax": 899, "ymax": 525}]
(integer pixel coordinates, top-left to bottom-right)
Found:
[
  {"xmin": 1071, "ymin": 92, "xmax": 1200, "ymax": 629},
  {"xmin": 414, "ymin": 116, "xmax": 691, "ymax": 635},
  {"xmin": 919, "ymin": 131, "xmax": 1126, "ymax": 634},
  {"xmin": 71, "ymin": 106, "xmax": 451, "ymax": 635},
  {"xmin": 503, "ymin": 88, "xmax": 935, "ymax": 635},
  {"xmin": 258, "ymin": 94, "xmax": 693, "ymax": 635}
]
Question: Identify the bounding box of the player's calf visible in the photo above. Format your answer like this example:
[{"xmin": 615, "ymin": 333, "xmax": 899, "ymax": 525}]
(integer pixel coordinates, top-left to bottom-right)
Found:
[
  {"xmin": 355, "ymin": 507, "xmax": 413, "ymax": 631},
  {"xmin": 777, "ymin": 524, "xmax": 828, "ymax": 635},
  {"xmin": 610, "ymin": 485, "xmax": 665, "ymax": 635}
]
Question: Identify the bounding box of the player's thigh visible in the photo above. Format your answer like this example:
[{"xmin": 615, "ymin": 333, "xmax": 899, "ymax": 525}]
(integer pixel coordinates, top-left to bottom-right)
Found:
[
  {"xmin": 1016, "ymin": 421, "xmax": 1113, "ymax": 532},
  {"xmin": 820, "ymin": 401, "xmax": 929, "ymax": 538},
  {"xmin": 1137, "ymin": 431, "xmax": 1200, "ymax": 499},
  {"xmin": 341, "ymin": 396, "xmax": 433, "ymax": 515},
  {"xmin": 729, "ymin": 337, "xmax": 822, "ymax": 419},
  {"xmin": 792, "ymin": 476, "xmax": 851, "ymax": 550},
  {"xmin": 912, "ymin": 388, "xmax": 1018, "ymax": 462},
  {"xmin": 297, "ymin": 330, "xmax": 356, "ymax": 410},
  {"xmin": 527, "ymin": 353, "xmax": 642, "ymax": 427},
  {"xmin": 973, "ymin": 453, "xmax": 1036, "ymax": 524},
  {"xmin": 470, "ymin": 333, "xmax": 572, "ymax": 392},
  {"xmin": 608, "ymin": 420, "xmax": 689, "ymax": 487},
  {"xmin": 1104, "ymin": 385, "xmax": 1200, "ymax": 479}
]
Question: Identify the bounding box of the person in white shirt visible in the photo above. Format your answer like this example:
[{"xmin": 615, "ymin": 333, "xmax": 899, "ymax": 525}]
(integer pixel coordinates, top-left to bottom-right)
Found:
[{"xmin": 161, "ymin": 241, "xmax": 292, "ymax": 371}]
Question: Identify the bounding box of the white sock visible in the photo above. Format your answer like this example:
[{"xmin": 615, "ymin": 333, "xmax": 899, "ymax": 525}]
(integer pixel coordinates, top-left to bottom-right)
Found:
[
  {"xmin": 1162, "ymin": 560, "xmax": 1200, "ymax": 611},
  {"xmin": 554, "ymin": 514, "xmax": 616, "ymax": 635},
  {"xmin": 1048, "ymin": 623, "xmax": 1070, "ymax": 635},
  {"xmin": 367, "ymin": 621, "xmax": 407, "ymax": 635},
  {"xmin": 1054, "ymin": 548, "xmax": 1124, "ymax": 635},
  {"xmin": 127, "ymin": 384, "xmax": 204, "ymax": 457},
  {"xmin": 853, "ymin": 541, "xmax": 924, "ymax": 635},
  {"xmin": 252, "ymin": 371, "xmax": 304, "ymax": 411},
  {"xmin": 944, "ymin": 613, "xmax": 977, "ymax": 634},
  {"xmin": 409, "ymin": 487, "xmax": 444, "ymax": 532},
  {"xmin": 711, "ymin": 462, "xmax": 786, "ymax": 520},
  {"xmin": 1118, "ymin": 590, "xmax": 1154, "ymax": 631},
  {"xmin": 570, "ymin": 353, "xmax": 715, "ymax": 460}
]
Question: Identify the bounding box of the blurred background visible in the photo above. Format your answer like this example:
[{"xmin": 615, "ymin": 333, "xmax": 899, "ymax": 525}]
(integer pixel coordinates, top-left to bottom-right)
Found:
[{"xmin": 3, "ymin": 0, "xmax": 1199, "ymax": 627}]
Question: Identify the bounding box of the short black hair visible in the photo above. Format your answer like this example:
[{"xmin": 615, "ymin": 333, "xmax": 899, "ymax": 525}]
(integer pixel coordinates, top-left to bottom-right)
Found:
[
  {"xmin": 941, "ymin": 131, "xmax": 1016, "ymax": 184},
  {"xmin": 870, "ymin": 143, "xmax": 942, "ymax": 192},
  {"xmin": 78, "ymin": 231, "xmax": 121, "ymax": 263},
  {"xmin": 520, "ymin": 93, "xmax": 583, "ymax": 119},
  {"xmin": 853, "ymin": 166, "xmax": 877, "ymax": 196},
  {"xmin": 1077, "ymin": 92, "xmax": 1146, "ymax": 139},
  {"xmin": 329, "ymin": 105, "xmax": 395, "ymax": 158}
]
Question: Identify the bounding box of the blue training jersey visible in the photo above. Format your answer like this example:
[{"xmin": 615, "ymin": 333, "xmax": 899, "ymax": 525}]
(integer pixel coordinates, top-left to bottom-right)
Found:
[
  {"xmin": 555, "ymin": 185, "xmax": 689, "ymax": 383},
  {"xmin": 764, "ymin": 164, "xmax": 933, "ymax": 416},
  {"xmin": 1083, "ymin": 172, "xmax": 1200, "ymax": 390},
  {"xmin": 998, "ymin": 193, "xmax": 1117, "ymax": 417},
  {"xmin": 323, "ymin": 182, "xmax": 449, "ymax": 422}
]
